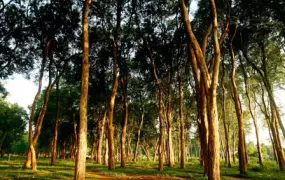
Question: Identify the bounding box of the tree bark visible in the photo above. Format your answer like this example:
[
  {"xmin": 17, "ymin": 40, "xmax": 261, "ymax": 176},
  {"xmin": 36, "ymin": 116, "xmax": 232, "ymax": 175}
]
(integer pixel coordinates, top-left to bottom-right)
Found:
[
  {"xmin": 180, "ymin": 0, "xmax": 222, "ymax": 178},
  {"xmin": 166, "ymin": 72, "xmax": 174, "ymax": 167},
  {"xmin": 25, "ymin": 38, "xmax": 49, "ymax": 169},
  {"xmin": 74, "ymin": 0, "xmax": 91, "ymax": 179},
  {"xmin": 97, "ymin": 111, "xmax": 106, "ymax": 164},
  {"xmin": 229, "ymin": 25, "xmax": 247, "ymax": 174},
  {"xmin": 221, "ymin": 62, "xmax": 231, "ymax": 167},
  {"xmin": 134, "ymin": 105, "xmax": 144, "ymax": 162},
  {"xmin": 51, "ymin": 80, "xmax": 60, "ymax": 166},
  {"xmin": 178, "ymin": 74, "xmax": 185, "ymax": 169},
  {"xmin": 240, "ymin": 62, "xmax": 263, "ymax": 167},
  {"xmin": 107, "ymin": 0, "xmax": 122, "ymax": 170},
  {"xmin": 120, "ymin": 78, "xmax": 128, "ymax": 167},
  {"xmin": 104, "ymin": 132, "xmax": 108, "ymax": 166}
]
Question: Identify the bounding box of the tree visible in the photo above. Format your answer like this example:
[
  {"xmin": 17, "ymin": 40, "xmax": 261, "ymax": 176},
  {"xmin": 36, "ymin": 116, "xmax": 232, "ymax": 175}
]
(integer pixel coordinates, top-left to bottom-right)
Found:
[
  {"xmin": 74, "ymin": 0, "xmax": 91, "ymax": 179},
  {"xmin": 0, "ymin": 99, "xmax": 27, "ymax": 155}
]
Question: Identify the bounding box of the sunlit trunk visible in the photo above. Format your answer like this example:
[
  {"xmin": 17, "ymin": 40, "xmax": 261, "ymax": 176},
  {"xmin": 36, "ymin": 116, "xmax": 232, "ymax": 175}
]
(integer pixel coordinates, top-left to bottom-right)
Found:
[
  {"xmin": 51, "ymin": 80, "xmax": 60, "ymax": 166},
  {"xmin": 229, "ymin": 26, "xmax": 247, "ymax": 174},
  {"xmin": 74, "ymin": 0, "xmax": 90, "ymax": 179}
]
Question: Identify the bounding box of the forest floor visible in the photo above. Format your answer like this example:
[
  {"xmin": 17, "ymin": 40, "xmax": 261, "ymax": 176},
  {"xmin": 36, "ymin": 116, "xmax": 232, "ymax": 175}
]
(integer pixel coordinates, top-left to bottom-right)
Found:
[{"xmin": 0, "ymin": 156, "xmax": 284, "ymax": 180}]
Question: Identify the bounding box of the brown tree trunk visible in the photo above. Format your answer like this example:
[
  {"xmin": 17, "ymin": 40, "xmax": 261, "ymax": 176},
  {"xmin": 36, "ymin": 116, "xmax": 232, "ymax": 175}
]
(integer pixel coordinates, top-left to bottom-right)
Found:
[
  {"xmin": 232, "ymin": 131, "xmax": 236, "ymax": 163},
  {"xmin": 221, "ymin": 62, "xmax": 231, "ymax": 168},
  {"xmin": 229, "ymin": 25, "xmax": 247, "ymax": 174},
  {"xmin": 73, "ymin": 114, "xmax": 78, "ymax": 159},
  {"xmin": 60, "ymin": 140, "xmax": 66, "ymax": 159},
  {"xmin": 260, "ymin": 85, "xmax": 285, "ymax": 170},
  {"xmin": 120, "ymin": 78, "xmax": 128, "ymax": 167},
  {"xmin": 25, "ymin": 39, "xmax": 50, "ymax": 169},
  {"xmin": 74, "ymin": 0, "xmax": 91, "ymax": 179},
  {"xmin": 51, "ymin": 80, "xmax": 60, "ymax": 166},
  {"xmin": 127, "ymin": 132, "xmax": 132, "ymax": 161},
  {"xmin": 157, "ymin": 88, "xmax": 165, "ymax": 171},
  {"xmin": 180, "ymin": 0, "xmax": 222, "ymax": 178},
  {"xmin": 97, "ymin": 112, "xmax": 106, "ymax": 164},
  {"xmin": 241, "ymin": 63, "xmax": 263, "ymax": 166},
  {"xmin": 104, "ymin": 132, "xmax": 108, "ymax": 166},
  {"xmin": 166, "ymin": 72, "xmax": 174, "ymax": 167},
  {"xmin": 178, "ymin": 74, "xmax": 185, "ymax": 169},
  {"xmin": 107, "ymin": 0, "xmax": 122, "ymax": 170},
  {"xmin": 134, "ymin": 104, "xmax": 144, "ymax": 162}
]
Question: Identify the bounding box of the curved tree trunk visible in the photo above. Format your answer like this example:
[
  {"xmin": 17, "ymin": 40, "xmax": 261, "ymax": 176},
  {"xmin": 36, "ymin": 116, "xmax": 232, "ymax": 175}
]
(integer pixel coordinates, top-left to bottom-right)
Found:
[
  {"xmin": 107, "ymin": 0, "xmax": 122, "ymax": 170},
  {"xmin": 25, "ymin": 39, "xmax": 49, "ymax": 169},
  {"xmin": 74, "ymin": 0, "xmax": 91, "ymax": 179},
  {"xmin": 180, "ymin": 0, "xmax": 222, "ymax": 178},
  {"xmin": 229, "ymin": 25, "xmax": 247, "ymax": 174},
  {"xmin": 51, "ymin": 80, "xmax": 60, "ymax": 166},
  {"xmin": 240, "ymin": 63, "xmax": 263, "ymax": 166}
]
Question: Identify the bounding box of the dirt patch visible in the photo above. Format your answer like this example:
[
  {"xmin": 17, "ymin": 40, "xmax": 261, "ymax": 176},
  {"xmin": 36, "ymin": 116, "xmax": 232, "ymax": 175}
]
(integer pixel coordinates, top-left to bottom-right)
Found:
[{"xmin": 103, "ymin": 175, "xmax": 188, "ymax": 180}]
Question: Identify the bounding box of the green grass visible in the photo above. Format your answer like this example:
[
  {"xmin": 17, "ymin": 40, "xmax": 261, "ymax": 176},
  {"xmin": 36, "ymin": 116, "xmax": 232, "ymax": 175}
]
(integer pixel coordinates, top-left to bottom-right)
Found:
[{"xmin": 0, "ymin": 156, "xmax": 285, "ymax": 179}]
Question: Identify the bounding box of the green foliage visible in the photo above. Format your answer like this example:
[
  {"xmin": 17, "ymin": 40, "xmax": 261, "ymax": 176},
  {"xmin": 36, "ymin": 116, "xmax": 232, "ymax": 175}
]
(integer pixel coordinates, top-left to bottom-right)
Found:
[{"xmin": 0, "ymin": 99, "xmax": 27, "ymax": 153}]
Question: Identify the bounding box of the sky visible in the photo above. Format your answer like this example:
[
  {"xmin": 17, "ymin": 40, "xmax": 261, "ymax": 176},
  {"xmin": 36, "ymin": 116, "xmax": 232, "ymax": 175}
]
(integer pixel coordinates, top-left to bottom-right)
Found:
[{"xmin": 3, "ymin": 73, "xmax": 48, "ymax": 111}]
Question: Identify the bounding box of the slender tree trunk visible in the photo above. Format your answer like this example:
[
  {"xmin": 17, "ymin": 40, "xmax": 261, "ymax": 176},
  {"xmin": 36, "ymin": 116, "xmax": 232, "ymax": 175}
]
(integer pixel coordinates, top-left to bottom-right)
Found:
[
  {"xmin": 74, "ymin": 0, "xmax": 91, "ymax": 179},
  {"xmin": 134, "ymin": 106, "xmax": 144, "ymax": 162},
  {"xmin": 51, "ymin": 80, "xmax": 60, "ymax": 166},
  {"xmin": 25, "ymin": 39, "xmax": 50, "ymax": 169},
  {"xmin": 229, "ymin": 25, "xmax": 247, "ymax": 174},
  {"xmin": 153, "ymin": 138, "xmax": 159, "ymax": 161},
  {"xmin": 120, "ymin": 78, "xmax": 128, "ymax": 167},
  {"xmin": 221, "ymin": 62, "xmax": 231, "ymax": 168},
  {"xmin": 166, "ymin": 71, "xmax": 174, "ymax": 167},
  {"xmin": 178, "ymin": 74, "xmax": 185, "ymax": 169},
  {"xmin": 232, "ymin": 131, "xmax": 236, "ymax": 163},
  {"xmin": 127, "ymin": 132, "xmax": 132, "ymax": 161},
  {"xmin": 241, "ymin": 62, "xmax": 263, "ymax": 166},
  {"xmin": 107, "ymin": 0, "xmax": 122, "ymax": 170},
  {"xmin": 157, "ymin": 88, "xmax": 165, "ymax": 171},
  {"xmin": 97, "ymin": 112, "xmax": 106, "ymax": 164},
  {"xmin": 90, "ymin": 130, "xmax": 97, "ymax": 162},
  {"xmin": 104, "ymin": 132, "xmax": 108, "ymax": 166}
]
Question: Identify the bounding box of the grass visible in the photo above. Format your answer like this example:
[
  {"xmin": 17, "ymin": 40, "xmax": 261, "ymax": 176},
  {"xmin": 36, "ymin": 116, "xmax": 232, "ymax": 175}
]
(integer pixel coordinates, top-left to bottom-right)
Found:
[{"xmin": 0, "ymin": 156, "xmax": 285, "ymax": 179}]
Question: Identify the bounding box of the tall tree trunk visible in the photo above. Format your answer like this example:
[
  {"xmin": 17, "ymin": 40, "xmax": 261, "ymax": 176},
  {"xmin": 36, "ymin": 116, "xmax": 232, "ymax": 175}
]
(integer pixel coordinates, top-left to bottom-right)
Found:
[
  {"xmin": 232, "ymin": 131, "xmax": 236, "ymax": 163},
  {"xmin": 51, "ymin": 80, "xmax": 60, "ymax": 166},
  {"xmin": 229, "ymin": 25, "xmax": 247, "ymax": 174},
  {"xmin": 127, "ymin": 132, "xmax": 132, "ymax": 161},
  {"xmin": 243, "ymin": 44, "xmax": 285, "ymax": 139},
  {"xmin": 178, "ymin": 74, "xmax": 185, "ymax": 169},
  {"xmin": 25, "ymin": 39, "xmax": 50, "ymax": 169},
  {"xmin": 180, "ymin": 0, "xmax": 223, "ymax": 178},
  {"xmin": 107, "ymin": 0, "xmax": 122, "ymax": 170},
  {"xmin": 134, "ymin": 106, "xmax": 144, "ymax": 162},
  {"xmin": 74, "ymin": 0, "xmax": 90, "ymax": 179},
  {"xmin": 97, "ymin": 111, "xmax": 106, "ymax": 164},
  {"xmin": 260, "ymin": 86, "xmax": 285, "ymax": 170},
  {"xmin": 240, "ymin": 63, "xmax": 263, "ymax": 166},
  {"xmin": 157, "ymin": 88, "xmax": 165, "ymax": 171},
  {"xmin": 104, "ymin": 132, "xmax": 108, "ymax": 166},
  {"xmin": 120, "ymin": 78, "xmax": 128, "ymax": 167},
  {"xmin": 221, "ymin": 61, "xmax": 231, "ymax": 168},
  {"xmin": 166, "ymin": 72, "xmax": 174, "ymax": 167}
]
